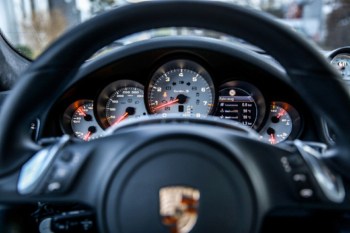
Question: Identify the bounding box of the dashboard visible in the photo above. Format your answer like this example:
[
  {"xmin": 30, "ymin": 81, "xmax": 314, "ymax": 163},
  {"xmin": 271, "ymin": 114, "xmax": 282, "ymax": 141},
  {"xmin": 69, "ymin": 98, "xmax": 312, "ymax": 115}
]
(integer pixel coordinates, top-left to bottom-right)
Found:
[{"xmin": 43, "ymin": 38, "xmax": 325, "ymax": 145}]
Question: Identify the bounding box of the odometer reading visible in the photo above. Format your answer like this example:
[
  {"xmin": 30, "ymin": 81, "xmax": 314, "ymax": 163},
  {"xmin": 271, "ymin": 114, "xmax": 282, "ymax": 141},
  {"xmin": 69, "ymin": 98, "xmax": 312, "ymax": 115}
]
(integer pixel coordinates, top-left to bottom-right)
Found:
[{"xmin": 148, "ymin": 60, "xmax": 215, "ymax": 118}]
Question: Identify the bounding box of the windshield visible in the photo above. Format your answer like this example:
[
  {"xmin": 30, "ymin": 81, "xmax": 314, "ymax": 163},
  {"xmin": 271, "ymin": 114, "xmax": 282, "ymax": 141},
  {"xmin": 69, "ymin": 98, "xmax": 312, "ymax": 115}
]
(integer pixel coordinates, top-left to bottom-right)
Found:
[{"xmin": 0, "ymin": 0, "xmax": 349, "ymax": 60}]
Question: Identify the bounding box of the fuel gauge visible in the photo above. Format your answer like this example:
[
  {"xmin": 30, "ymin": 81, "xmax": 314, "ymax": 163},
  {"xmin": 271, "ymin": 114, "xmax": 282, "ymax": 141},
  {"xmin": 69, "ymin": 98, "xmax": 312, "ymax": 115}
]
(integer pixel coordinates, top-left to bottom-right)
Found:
[
  {"xmin": 62, "ymin": 100, "xmax": 104, "ymax": 141},
  {"xmin": 215, "ymin": 81, "xmax": 265, "ymax": 129},
  {"xmin": 259, "ymin": 102, "xmax": 301, "ymax": 144}
]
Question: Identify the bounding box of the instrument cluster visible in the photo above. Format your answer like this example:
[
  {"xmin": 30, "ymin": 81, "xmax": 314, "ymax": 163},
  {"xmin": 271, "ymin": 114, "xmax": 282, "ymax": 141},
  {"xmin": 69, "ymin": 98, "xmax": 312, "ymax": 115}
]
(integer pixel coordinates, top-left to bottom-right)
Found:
[{"xmin": 61, "ymin": 59, "xmax": 302, "ymax": 144}]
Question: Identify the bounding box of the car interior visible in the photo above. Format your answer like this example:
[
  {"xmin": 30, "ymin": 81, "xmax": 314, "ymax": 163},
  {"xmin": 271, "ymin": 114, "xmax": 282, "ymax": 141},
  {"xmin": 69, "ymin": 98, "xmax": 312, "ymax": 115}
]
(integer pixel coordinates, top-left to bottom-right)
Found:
[{"xmin": 0, "ymin": 1, "xmax": 350, "ymax": 232}]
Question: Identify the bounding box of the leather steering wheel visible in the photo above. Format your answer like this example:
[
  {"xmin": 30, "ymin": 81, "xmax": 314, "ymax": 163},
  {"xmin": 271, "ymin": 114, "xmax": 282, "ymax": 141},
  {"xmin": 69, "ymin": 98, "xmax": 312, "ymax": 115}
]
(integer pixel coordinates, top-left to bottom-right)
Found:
[{"xmin": 0, "ymin": 1, "xmax": 349, "ymax": 232}]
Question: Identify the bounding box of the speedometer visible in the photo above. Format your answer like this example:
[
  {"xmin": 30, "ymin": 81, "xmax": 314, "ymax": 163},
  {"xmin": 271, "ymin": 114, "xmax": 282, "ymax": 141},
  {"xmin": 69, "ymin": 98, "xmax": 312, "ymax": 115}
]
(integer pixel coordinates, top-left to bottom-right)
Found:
[
  {"xmin": 148, "ymin": 59, "xmax": 215, "ymax": 118},
  {"xmin": 105, "ymin": 86, "xmax": 146, "ymax": 126},
  {"xmin": 96, "ymin": 80, "xmax": 147, "ymax": 128}
]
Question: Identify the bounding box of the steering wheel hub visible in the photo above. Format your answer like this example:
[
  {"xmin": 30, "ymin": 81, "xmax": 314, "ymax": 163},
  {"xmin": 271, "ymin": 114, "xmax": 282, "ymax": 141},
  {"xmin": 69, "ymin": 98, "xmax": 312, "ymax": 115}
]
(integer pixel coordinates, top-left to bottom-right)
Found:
[{"xmin": 103, "ymin": 136, "xmax": 254, "ymax": 233}]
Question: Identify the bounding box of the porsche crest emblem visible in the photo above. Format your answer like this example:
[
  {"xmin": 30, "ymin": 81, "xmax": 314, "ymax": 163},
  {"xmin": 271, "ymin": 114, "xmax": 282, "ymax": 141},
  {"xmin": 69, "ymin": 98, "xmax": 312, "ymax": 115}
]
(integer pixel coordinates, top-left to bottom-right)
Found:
[{"xmin": 159, "ymin": 186, "xmax": 200, "ymax": 233}]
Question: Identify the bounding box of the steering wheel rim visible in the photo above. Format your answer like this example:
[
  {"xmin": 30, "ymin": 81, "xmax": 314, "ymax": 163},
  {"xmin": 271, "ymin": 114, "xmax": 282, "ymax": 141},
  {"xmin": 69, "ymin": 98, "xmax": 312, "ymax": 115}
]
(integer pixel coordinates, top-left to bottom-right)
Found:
[{"xmin": 0, "ymin": 1, "xmax": 349, "ymax": 232}]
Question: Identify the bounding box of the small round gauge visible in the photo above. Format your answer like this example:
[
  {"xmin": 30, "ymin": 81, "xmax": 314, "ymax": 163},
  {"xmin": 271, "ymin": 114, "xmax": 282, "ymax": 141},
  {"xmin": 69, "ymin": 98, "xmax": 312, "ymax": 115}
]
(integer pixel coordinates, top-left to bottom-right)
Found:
[
  {"xmin": 97, "ymin": 80, "xmax": 147, "ymax": 128},
  {"xmin": 259, "ymin": 102, "xmax": 301, "ymax": 144},
  {"xmin": 148, "ymin": 59, "xmax": 215, "ymax": 118},
  {"xmin": 330, "ymin": 54, "xmax": 350, "ymax": 80},
  {"xmin": 62, "ymin": 100, "xmax": 104, "ymax": 141},
  {"xmin": 215, "ymin": 81, "xmax": 265, "ymax": 129}
]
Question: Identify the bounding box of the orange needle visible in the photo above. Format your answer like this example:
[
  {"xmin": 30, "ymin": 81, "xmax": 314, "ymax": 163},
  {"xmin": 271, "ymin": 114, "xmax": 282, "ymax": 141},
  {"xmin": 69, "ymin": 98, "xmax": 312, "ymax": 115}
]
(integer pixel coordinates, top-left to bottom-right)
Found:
[
  {"xmin": 83, "ymin": 131, "xmax": 91, "ymax": 141},
  {"xmin": 113, "ymin": 112, "xmax": 129, "ymax": 125},
  {"xmin": 153, "ymin": 99, "xmax": 179, "ymax": 111},
  {"xmin": 276, "ymin": 109, "xmax": 286, "ymax": 119},
  {"xmin": 77, "ymin": 107, "xmax": 87, "ymax": 117},
  {"xmin": 270, "ymin": 134, "xmax": 276, "ymax": 145}
]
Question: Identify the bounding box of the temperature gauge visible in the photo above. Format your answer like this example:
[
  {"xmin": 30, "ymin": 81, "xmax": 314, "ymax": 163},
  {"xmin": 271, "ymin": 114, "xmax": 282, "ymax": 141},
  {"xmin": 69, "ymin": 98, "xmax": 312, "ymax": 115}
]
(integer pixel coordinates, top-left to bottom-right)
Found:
[
  {"xmin": 62, "ymin": 100, "xmax": 104, "ymax": 141},
  {"xmin": 259, "ymin": 102, "xmax": 301, "ymax": 144}
]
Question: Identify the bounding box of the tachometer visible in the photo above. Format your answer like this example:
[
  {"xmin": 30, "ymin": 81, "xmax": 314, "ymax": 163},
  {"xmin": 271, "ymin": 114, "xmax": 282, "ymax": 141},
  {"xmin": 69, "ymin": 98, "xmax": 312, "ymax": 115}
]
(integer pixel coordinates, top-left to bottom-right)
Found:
[{"xmin": 148, "ymin": 59, "xmax": 215, "ymax": 118}]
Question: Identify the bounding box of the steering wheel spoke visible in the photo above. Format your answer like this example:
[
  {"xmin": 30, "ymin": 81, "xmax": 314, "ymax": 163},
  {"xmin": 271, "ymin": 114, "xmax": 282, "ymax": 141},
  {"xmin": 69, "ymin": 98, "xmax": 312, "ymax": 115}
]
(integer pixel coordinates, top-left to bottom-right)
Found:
[
  {"xmin": 0, "ymin": 134, "xmax": 132, "ymax": 208},
  {"xmin": 249, "ymin": 139, "xmax": 350, "ymax": 218}
]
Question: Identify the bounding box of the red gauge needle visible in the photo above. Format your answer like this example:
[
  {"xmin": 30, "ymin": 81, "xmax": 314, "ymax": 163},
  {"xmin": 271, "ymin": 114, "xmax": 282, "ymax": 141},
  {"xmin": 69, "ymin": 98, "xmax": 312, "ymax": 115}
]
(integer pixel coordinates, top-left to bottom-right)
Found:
[
  {"xmin": 111, "ymin": 107, "xmax": 136, "ymax": 126},
  {"xmin": 276, "ymin": 109, "xmax": 286, "ymax": 119},
  {"xmin": 83, "ymin": 126, "xmax": 97, "ymax": 141},
  {"xmin": 153, "ymin": 98, "xmax": 179, "ymax": 111},
  {"xmin": 83, "ymin": 131, "xmax": 92, "ymax": 141},
  {"xmin": 152, "ymin": 94, "xmax": 188, "ymax": 112},
  {"xmin": 270, "ymin": 134, "xmax": 276, "ymax": 145},
  {"xmin": 113, "ymin": 112, "xmax": 129, "ymax": 125},
  {"xmin": 77, "ymin": 107, "xmax": 87, "ymax": 117},
  {"xmin": 267, "ymin": 127, "xmax": 277, "ymax": 145}
]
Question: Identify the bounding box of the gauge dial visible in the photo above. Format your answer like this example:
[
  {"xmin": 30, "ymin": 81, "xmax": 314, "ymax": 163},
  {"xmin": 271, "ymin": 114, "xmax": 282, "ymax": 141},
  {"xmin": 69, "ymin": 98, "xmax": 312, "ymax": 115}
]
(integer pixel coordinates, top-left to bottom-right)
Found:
[
  {"xmin": 106, "ymin": 86, "xmax": 146, "ymax": 126},
  {"xmin": 259, "ymin": 102, "xmax": 301, "ymax": 144},
  {"xmin": 148, "ymin": 60, "xmax": 215, "ymax": 118},
  {"xmin": 215, "ymin": 81, "xmax": 265, "ymax": 129},
  {"xmin": 62, "ymin": 100, "xmax": 104, "ymax": 141},
  {"xmin": 97, "ymin": 80, "xmax": 147, "ymax": 128},
  {"xmin": 330, "ymin": 54, "xmax": 350, "ymax": 80}
]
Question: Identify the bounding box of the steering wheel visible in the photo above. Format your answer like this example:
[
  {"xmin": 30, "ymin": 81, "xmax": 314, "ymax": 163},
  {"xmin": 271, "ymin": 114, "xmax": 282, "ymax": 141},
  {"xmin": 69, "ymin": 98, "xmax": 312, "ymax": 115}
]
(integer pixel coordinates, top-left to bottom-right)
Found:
[{"xmin": 0, "ymin": 1, "xmax": 350, "ymax": 232}]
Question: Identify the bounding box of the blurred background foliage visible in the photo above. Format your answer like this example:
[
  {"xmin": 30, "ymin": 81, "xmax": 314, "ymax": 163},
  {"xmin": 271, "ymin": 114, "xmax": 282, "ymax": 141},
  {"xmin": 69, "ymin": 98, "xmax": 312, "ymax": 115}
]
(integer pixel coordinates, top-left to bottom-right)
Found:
[{"xmin": 0, "ymin": 0, "xmax": 349, "ymax": 59}]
